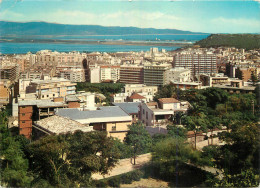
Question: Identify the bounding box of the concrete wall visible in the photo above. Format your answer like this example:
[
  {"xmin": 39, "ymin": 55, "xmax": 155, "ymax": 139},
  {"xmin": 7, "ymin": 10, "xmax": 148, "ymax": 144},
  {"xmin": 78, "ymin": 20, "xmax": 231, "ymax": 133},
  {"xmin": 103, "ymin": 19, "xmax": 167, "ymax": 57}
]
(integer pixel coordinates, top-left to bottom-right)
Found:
[{"xmin": 139, "ymin": 103, "xmax": 154, "ymax": 126}]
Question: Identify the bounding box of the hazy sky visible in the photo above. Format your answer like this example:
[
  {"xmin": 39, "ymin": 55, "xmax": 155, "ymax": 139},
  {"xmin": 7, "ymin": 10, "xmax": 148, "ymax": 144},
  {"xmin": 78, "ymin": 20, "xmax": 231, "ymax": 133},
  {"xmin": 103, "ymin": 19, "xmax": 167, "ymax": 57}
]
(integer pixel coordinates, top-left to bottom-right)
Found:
[{"xmin": 0, "ymin": 0, "xmax": 259, "ymax": 33}]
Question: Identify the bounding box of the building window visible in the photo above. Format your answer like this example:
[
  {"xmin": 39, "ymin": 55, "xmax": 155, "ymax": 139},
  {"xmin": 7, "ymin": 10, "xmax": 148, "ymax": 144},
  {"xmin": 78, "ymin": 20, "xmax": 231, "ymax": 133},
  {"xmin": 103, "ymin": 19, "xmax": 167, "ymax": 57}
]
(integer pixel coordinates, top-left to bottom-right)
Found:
[
  {"xmin": 53, "ymin": 94, "xmax": 55, "ymax": 96},
  {"xmin": 47, "ymin": 95, "xmax": 49, "ymax": 97},
  {"xmin": 22, "ymin": 113, "xmax": 25, "ymax": 116},
  {"xmin": 42, "ymin": 95, "xmax": 44, "ymax": 98},
  {"xmin": 143, "ymin": 109, "xmax": 145, "ymax": 114},
  {"xmin": 112, "ymin": 125, "xmax": 116, "ymax": 131},
  {"xmin": 22, "ymin": 121, "xmax": 25, "ymax": 123}
]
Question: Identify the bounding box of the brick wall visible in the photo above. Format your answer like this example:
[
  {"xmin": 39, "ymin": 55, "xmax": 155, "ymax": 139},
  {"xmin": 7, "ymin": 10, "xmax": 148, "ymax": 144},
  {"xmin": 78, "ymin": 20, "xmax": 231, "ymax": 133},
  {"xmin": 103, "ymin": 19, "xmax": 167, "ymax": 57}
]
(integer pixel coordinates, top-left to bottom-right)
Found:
[
  {"xmin": 68, "ymin": 101, "xmax": 80, "ymax": 108},
  {"xmin": 18, "ymin": 106, "xmax": 33, "ymax": 139}
]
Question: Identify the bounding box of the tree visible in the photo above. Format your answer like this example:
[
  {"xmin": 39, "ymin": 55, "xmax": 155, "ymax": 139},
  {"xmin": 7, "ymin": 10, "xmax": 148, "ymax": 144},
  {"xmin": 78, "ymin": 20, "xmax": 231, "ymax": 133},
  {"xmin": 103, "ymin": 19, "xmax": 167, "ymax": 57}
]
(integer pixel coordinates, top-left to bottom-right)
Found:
[
  {"xmin": 209, "ymin": 168, "xmax": 259, "ymax": 187},
  {"xmin": 124, "ymin": 122, "xmax": 152, "ymax": 165},
  {"xmin": 27, "ymin": 131, "xmax": 120, "ymax": 186},
  {"xmin": 182, "ymin": 114, "xmax": 208, "ymax": 149},
  {"xmin": 207, "ymin": 115, "xmax": 221, "ymax": 145},
  {"xmin": 167, "ymin": 125, "xmax": 187, "ymax": 139},
  {"xmin": 251, "ymin": 71, "xmax": 258, "ymax": 86},
  {"xmin": 111, "ymin": 138, "xmax": 132, "ymax": 159},
  {"xmin": 202, "ymin": 87, "xmax": 228, "ymax": 109},
  {"xmin": 235, "ymin": 68, "xmax": 243, "ymax": 80},
  {"xmin": 153, "ymin": 84, "xmax": 179, "ymax": 102},
  {"xmin": 0, "ymin": 111, "xmax": 32, "ymax": 187},
  {"xmin": 152, "ymin": 137, "xmax": 201, "ymax": 180}
]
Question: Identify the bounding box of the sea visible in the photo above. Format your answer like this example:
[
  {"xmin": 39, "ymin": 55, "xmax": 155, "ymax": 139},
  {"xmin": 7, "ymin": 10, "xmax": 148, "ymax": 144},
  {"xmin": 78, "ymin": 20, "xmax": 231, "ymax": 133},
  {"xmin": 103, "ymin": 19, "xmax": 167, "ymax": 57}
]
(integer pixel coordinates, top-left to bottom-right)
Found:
[{"xmin": 0, "ymin": 34, "xmax": 209, "ymax": 54}]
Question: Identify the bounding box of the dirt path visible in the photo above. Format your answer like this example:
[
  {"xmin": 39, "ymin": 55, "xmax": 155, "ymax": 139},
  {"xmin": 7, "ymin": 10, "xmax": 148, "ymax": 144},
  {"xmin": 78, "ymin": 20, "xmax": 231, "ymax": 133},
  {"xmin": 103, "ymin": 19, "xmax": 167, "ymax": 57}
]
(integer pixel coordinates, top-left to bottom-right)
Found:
[
  {"xmin": 92, "ymin": 153, "xmax": 151, "ymax": 180},
  {"xmin": 92, "ymin": 139, "xmax": 225, "ymax": 180},
  {"xmin": 196, "ymin": 137, "xmax": 225, "ymax": 151},
  {"xmin": 121, "ymin": 178, "xmax": 169, "ymax": 187}
]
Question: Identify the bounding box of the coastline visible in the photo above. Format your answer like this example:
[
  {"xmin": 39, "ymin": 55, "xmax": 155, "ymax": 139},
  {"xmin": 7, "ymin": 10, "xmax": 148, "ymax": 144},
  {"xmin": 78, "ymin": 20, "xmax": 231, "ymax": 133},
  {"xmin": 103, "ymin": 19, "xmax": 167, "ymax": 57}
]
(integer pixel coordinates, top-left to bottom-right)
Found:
[{"xmin": 0, "ymin": 38, "xmax": 192, "ymax": 47}]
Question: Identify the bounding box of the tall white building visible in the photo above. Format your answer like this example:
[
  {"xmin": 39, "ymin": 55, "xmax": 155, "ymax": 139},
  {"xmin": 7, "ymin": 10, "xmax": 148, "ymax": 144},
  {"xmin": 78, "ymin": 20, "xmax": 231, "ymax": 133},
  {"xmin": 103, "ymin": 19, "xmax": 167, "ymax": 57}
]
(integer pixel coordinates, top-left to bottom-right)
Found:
[{"xmin": 100, "ymin": 66, "xmax": 120, "ymax": 83}]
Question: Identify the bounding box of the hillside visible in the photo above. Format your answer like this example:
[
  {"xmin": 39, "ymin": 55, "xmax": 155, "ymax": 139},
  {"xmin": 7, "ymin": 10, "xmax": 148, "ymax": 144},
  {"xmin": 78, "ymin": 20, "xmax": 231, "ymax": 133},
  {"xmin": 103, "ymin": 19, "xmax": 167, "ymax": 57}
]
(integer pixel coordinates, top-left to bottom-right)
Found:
[
  {"xmin": 0, "ymin": 21, "xmax": 206, "ymax": 37},
  {"xmin": 195, "ymin": 34, "xmax": 260, "ymax": 50}
]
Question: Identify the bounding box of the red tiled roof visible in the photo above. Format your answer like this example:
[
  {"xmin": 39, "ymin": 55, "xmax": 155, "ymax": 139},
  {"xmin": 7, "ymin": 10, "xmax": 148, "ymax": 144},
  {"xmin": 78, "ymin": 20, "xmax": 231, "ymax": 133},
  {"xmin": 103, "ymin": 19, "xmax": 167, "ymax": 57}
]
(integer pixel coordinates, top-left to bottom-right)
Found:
[
  {"xmin": 158, "ymin": 98, "xmax": 180, "ymax": 103},
  {"xmin": 129, "ymin": 93, "xmax": 145, "ymax": 99},
  {"xmin": 147, "ymin": 102, "xmax": 158, "ymax": 106}
]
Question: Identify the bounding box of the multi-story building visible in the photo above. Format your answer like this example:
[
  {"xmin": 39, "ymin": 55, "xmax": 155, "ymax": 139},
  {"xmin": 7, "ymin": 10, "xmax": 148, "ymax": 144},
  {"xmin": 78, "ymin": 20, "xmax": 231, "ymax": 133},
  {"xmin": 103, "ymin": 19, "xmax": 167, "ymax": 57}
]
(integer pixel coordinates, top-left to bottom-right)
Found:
[
  {"xmin": 57, "ymin": 68, "xmax": 85, "ymax": 82},
  {"xmin": 18, "ymin": 100, "xmax": 67, "ymax": 139},
  {"xmin": 124, "ymin": 84, "xmax": 158, "ymax": 95},
  {"xmin": 89, "ymin": 66, "xmax": 101, "ymax": 83},
  {"xmin": 100, "ymin": 65, "xmax": 120, "ymax": 83},
  {"xmin": 120, "ymin": 65, "xmax": 144, "ymax": 84},
  {"xmin": 56, "ymin": 106, "xmax": 132, "ymax": 141},
  {"xmin": 0, "ymin": 64, "xmax": 20, "ymax": 82},
  {"xmin": 173, "ymin": 52, "xmax": 217, "ymax": 77},
  {"xmin": 165, "ymin": 67, "xmax": 191, "ymax": 84},
  {"xmin": 18, "ymin": 77, "xmax": 76, "ymax": 100},
  {"xmin": 143, "ymin": 63, "xmax": 171, "ymax": 86},
  {"xmin": 0, "ymin": 80, "xmax": 11, "ymax": 108},
  {"xmin": 139, "ymin": 98, "xmax": 189, "ymax": 127},
  {"xmin": 170, "ymin": 81, "xmax": 202, "ymax": 90}
]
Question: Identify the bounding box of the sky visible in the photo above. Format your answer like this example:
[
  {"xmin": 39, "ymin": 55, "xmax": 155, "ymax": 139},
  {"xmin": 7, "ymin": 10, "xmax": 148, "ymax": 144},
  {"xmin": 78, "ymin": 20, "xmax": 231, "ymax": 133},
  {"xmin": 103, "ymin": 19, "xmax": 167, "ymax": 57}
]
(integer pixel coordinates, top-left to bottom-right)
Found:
[{"xmin": 0, "ymin": 0, "xmax": 259, "ymax": 33}]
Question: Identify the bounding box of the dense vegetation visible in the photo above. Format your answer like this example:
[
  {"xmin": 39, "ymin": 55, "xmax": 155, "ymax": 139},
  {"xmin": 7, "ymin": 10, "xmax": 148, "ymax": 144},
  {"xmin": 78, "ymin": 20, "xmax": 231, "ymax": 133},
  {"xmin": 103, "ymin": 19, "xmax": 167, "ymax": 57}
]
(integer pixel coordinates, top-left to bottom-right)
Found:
[
  {"xmin": 0, "ymin": 115, "xmax": 122, "ymax": 187},
  {"xmin": 195, "ymin": 34, "xmax": 260, "ymax": 50},
  {"xmin": 151, "ymin": 84, "xmax": 260, "ymax": 187},
  {"xmin": 1, "ymin": 84, "xmax": 259, "ymax": 187},
  {"xmin": 76, "ymin": 82, "xmax": 125, "ymax": 104}
]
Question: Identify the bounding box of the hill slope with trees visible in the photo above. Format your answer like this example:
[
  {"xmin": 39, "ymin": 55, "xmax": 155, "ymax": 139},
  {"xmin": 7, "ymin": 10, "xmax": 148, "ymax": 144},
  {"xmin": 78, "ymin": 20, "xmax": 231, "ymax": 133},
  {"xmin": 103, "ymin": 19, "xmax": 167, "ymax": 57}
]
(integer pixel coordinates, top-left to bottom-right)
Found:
[{"xmin": 195, "ymin": 34, "xmax": 260, "ymax": 50}]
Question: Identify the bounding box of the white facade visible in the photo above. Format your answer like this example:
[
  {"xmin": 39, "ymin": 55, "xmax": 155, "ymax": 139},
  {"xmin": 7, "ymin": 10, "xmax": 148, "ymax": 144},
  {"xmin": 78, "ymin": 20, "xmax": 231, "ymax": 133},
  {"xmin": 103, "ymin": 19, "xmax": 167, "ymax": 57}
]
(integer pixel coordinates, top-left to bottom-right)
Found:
[
  {"xmin": 90, "ymin": 67, "xmax": 101, "ymax": 83},
  {"xmin": 113, "ymin": 93, "xmax": 129, "ymax": 103},
  {"xmin": 165, "ymin": 68, "xmax": 191, "ymax": 84},
  {"xmin": 100, "ymin": 66, "xmax": 120, "ymax": 83},
  {"xmin": 139, "ymin": 102, "xmax": 174, "ymax": 127},
  {"xmin": 75, "ymin": 91, "xmax": 96, "ymax": 109},
  {"xmin": 124, "ymin": 84, "xmax": 158, "ymax": 95}
]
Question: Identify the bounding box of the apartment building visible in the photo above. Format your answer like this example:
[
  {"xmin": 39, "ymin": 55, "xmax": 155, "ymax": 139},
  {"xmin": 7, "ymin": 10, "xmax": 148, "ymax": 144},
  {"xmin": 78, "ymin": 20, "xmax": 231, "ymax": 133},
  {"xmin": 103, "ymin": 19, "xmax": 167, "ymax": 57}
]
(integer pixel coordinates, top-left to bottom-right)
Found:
[
  {"xmin": 18, "ymin": 77, "xmax": 76, "ymax": 100},
  {"xmin": 170, "ymin": 81, "xmax": 202, "ymax": 90},
  {"xmin": 124, "ymin": 84, "xmax": 158, "ymax": 95},
  {"xmin": 89, "ymin": 66, "xmax": 101, "ymax": 83},
  {"xmin": 57, "ymin": 69, "xmax": 85, "ymax": 82},
  {"xmin": 35, "ymin": 50, "xmax": 87, "ymax": 67},
  {"xmin": 200, "ymin": 73, "xmax": 229, "ymax": 87},
  {"xmin": 120, "ymin": 65, "xmax": 144, "ymax": 84},
  {"xmin": 0, "ymin": 64, "xmax": 20, "ymax": 82},
  {"xmin": 18, "ymin": 100, "xmax": 67, "ymax": 139},
  {"xmin": 100, "ymin": 65, "xmax": 120, "ymax": 83},
  {"xmin": 139, "ymin": 98, "xmax": 189, "ymax": 127},
  {"xmin": 0, "ymin": 80, "xmax": 11, "ymax": 108},
  {"xmin": 143, "ymin": 63, "xmax": 171, "ymax": 86},
  {"xmin": 165, "ymin": 67, "xmax": 191, "ymax": 84},
  {"xmin": 173, "ymin": 52, "xmax": 217, "ymax": 77}
]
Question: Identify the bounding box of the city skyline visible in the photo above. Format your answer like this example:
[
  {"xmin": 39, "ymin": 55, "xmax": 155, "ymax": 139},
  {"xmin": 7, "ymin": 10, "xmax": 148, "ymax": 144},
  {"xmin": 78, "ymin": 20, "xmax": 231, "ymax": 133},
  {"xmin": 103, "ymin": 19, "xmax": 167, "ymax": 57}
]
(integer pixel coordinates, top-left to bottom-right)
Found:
[{"xmin": 0, "ymin": 0, "xmax": 259, "ymax": 34}]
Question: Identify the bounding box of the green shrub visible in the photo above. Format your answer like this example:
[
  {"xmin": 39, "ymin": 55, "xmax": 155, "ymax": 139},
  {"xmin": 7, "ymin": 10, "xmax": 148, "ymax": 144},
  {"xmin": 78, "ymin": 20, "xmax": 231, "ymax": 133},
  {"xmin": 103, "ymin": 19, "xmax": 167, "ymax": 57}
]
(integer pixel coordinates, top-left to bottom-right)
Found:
[
  {"xmin": 131, "ymin": 170, "xmax": 144, "ymax": 181},
  {"xmin": 94, "ymin": 180, "xmax": 108, "ymax": 187},
  {"xmin": 95, "ymin": 169, "xmax": 145, "ymax": 187},
  {"xmin": 108, "ymin": 177, "xmax": 120, "ymax": 187}
]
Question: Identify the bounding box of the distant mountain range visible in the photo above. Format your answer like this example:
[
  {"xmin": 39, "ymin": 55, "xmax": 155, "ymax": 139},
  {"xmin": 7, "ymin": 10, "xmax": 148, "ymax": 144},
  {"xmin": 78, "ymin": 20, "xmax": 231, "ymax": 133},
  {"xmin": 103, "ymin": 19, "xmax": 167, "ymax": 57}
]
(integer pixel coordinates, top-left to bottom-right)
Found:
[{"xmin": 0, "ymin": 21, "xmax": 207, "ymax": 37}]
